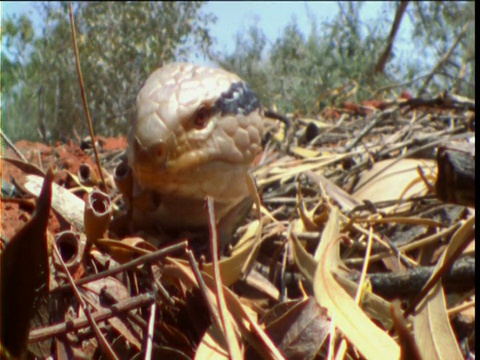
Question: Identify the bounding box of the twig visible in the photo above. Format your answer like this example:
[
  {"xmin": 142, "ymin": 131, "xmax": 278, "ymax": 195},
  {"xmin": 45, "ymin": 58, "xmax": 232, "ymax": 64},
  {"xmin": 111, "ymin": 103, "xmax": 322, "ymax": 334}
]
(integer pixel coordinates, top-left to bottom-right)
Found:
[
  {"xmin": 344, "ymin": 108, "xmax": 397, "ymax": 152},
  {"xmin": 29, "ymin": 293, "xmax": 154, "ymax": 343},
  {"xmin": 404, "ymin": 216, "xmax": 475, "ymax": 316},
  {"xmin": 207, "ymin": 196, "xmax": 241, "ymax": 359},
  {"xmin": 417, "ymin": 22, "xmax": 471, "ymax": 96},
  {"xmin": 68, "ymin": 2, "xmax": 107, "ymax": 190},
  {"xmin": 0, "ymin": 129, "xmax": 28, "ymax": 162},
  {"xmin": 353, "ymin": 227, "xmax": 374, "ymax": 304},
  {"xmin": 400, "ymin": 93, "xmax": 475, "ymax": 112},
  {"xmin": 53, "ymin": 241, "xmax": 188, "ymax": 292},
  {"xmin": 451, "ymin": 60, "xmax": 468, "ymax": 94},
  {"xmin": 144, "ymin": 299, "xmax": 157, "ymax": 360},
  {"xmin": 373, "ymin": 0, "xmax": 410, "ymax": 74},
  {"xmin": 184, "ymin": 248, "xmax": 224, "ymax": 343},
  {"xmin": 256, "ymin": 256, "xmax": 474, "ymax": 299},
  {"xmin": 53, "ymin": 243, "xmax": 119, "ymax": 360}
]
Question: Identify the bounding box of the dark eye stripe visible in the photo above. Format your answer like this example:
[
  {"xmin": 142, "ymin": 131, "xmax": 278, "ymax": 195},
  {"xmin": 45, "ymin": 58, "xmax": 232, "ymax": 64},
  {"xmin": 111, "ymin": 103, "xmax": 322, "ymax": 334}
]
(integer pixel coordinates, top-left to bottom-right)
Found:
[{"xmin": 214, "ymin": 82, "xmax": 260, "ymax": 116}]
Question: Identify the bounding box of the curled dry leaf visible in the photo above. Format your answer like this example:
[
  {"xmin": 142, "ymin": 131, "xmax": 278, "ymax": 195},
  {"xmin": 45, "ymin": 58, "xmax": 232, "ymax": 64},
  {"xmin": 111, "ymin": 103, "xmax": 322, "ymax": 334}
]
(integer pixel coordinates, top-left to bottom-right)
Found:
[
  {"xmin": 84, "ymin": 188, "xmax": 112, "ymax": 246},
  {"xmin": 353, "ymin": 158, "xmax": 437, "ymax": 213},
  {"xmin": 1, "ymin": 166, "xmax": 54, "ymax": 357},
  {"xmin": 77, "ymin": 163, "xmax": 99, "ymax": 187},
  {"xmin": 297, "ymin": 188, "xmax": 328, "ymax": 232},
  {"xmin": 53, "ymin": 231, "xmax": 85, "ymax": 276}
]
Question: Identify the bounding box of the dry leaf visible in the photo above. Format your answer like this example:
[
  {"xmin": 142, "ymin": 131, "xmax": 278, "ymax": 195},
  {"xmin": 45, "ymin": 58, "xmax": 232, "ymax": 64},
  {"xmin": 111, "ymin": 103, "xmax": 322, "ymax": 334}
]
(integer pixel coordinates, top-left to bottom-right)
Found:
[
  {"xmin": 164, "ymin": 258, "xmax": 284, "ymax": 360},
  {"xmin": 1, "ymin": 167, "xmax": 54, "ymax": 357},
  {"xmin": 261, "ymin": 298, "xmax": 330, "ymax": 360},
  {"xmin": 312, "ymin": 207, "xmax": 400, "ymax": 359},
  {"xmin": 353, "ymin": 158, "xmax": 436, "ymax": 213},
  {"xmin": 412, "ymin": 216, "xmax": 474, "ymax": 360},
  {"xmin": 289, "ymin": 218, "xmax": 393, "ymax": 328},
  {"xmin": 290, "ymin": 146, "xmax": 321, "ymax": 159},
  {"xmin": 390, "ymin": 300, "xmax": 422, "ymax": 360},
  {"xmin": 413, "ymin": 283, "xmax": 463, "ymax": 360},
  {"xmin": 195, "ymin": 325, "xmax": 230, "ymax": 360},
  {"xmin": 179, "ymin": 220, "xmax": 259, "ymax": 286},
  {"xmin": 82, "ymin": 277, "xmax": 142, "ymax": 351}
]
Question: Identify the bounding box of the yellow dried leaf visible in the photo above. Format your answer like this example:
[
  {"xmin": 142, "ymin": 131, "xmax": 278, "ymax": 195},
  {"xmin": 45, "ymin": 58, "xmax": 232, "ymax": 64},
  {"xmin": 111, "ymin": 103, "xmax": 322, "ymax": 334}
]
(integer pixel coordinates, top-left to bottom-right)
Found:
[
  {"xmin": 290, "ymin": 146, "xmax": 321, "ymax": 158},
  {"xmin": 353, "ymin": 159, "xmax": 436, "ymax": 213},
  {"xmin": 178, "ymin": 220, "xmax": 259, "ymax": 286},
  {"xmin": 195, "ymin": 325, "xmax": 229, "ymax": 360},
  {"xmin": 290, "ymin": 218, "xmax": 393, "ymax": 329},
  {"xmin": 413, "ymin": 284, "xmax": 463, "ymax": 360},
  {"xmin": 413, "ymin": 215, "xmax": 474, "ymax": 360},
  {"xmin": 312, "ymin": 207, "xmax": 400, "ymax": 359}
]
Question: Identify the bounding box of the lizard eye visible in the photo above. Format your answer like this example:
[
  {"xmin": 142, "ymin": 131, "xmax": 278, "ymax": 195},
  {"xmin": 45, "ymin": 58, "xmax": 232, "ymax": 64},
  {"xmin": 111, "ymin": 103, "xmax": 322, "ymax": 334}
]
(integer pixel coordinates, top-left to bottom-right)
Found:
[{"xmin": 193, "ymin": 106, "xmax": 211, "ymax": 129}]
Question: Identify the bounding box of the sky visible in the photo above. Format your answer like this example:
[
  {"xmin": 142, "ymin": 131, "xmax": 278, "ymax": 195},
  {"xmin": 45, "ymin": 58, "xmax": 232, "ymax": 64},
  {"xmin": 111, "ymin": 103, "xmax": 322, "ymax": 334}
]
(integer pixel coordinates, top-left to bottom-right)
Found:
[
  {"xmin": 2, "ymin": 1, "xmax": 414, "ymax": 66},
  {"xmin": 202, "ymin": 1, "xmax": 387, "ymax": 55}
]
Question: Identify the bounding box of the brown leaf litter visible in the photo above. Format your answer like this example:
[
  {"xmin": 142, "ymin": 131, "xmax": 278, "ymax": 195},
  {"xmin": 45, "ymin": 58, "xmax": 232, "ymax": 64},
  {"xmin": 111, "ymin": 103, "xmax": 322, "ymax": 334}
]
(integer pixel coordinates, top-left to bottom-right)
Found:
[{"xmin": 0, "ymin": 92, "xmax": 475, "ymax": 359}]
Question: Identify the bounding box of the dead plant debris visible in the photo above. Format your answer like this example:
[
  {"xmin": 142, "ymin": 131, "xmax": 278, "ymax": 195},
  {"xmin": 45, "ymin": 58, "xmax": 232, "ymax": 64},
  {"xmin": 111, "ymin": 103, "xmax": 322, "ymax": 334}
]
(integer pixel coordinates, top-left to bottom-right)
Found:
[{"xmin": 1, "ymin": 93, "xmax": 475, "ymax": 359}]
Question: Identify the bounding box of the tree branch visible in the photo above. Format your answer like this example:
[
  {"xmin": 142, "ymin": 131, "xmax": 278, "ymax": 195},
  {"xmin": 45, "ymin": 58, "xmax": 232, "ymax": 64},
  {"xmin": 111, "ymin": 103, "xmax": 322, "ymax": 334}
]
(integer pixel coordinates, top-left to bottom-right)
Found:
[{"xmin": 374, "ymin": 0, "xmax": 410, "ymax": 75}]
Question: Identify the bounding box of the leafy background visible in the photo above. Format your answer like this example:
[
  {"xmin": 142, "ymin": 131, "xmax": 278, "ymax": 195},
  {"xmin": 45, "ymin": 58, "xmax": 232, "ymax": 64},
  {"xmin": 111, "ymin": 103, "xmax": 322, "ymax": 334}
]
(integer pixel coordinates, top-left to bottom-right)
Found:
[{"xmin": 1, "ymin": 1, "xmax": 475, "ymax": 142}]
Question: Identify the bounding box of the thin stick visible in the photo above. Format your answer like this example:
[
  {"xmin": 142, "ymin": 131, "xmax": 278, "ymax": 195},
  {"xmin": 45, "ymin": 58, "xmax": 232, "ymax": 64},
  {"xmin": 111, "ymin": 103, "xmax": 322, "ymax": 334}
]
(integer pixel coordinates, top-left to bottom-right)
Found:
[
  {"xmin": 29, "ymin": 293, "xmax": 154, "ymax": 343},
  {"xmin": 53, "ymin": 241, "xmax": 188, "ymax": 292},
  {"xmin": 144, "ymin": 300, "xmax": 157, "ymax": 360},
  {"xmin": 53, "ymin": 243, "xmax": 119, "ymax": 359},
  {"xmin": 417, "ymin": 22, "xmax": 471, "ymax": 96},
  {"xmin": 184, "ymin": 248, "xmax": 226, "ymax": 349},
  {"xmin": 207, "ymin": 196, "xmax": 241, "ymax": 359},
  {"xmin": 0, "ymin": 129, "xmax": 28, "ymax": 162},
  {"xmin": 68, "ymin": 2, "xmax": 107, "ymax": 190},
  {"xmin": 404, "ymin": 217, "xmax": 475, "ymax": 316}
]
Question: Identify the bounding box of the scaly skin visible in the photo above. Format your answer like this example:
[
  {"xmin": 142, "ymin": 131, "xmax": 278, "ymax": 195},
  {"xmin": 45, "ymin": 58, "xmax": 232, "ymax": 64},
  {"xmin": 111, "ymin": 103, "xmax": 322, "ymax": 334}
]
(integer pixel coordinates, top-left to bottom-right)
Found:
[{"xmin": 127, "ymin": 63, "xmax": 264, "ymax": 244}]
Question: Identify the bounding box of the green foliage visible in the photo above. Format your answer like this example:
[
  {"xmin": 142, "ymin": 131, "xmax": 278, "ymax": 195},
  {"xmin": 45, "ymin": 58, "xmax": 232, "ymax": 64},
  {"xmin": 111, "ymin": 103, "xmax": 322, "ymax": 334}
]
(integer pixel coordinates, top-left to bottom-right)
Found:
[
  {"xmin": 215, "ymin": 1, "xmax": 474, "ymax": 116},
  {"xmin": 216, "ymin": 3, "xmax": 392, "ymax": 115},
  {"xmin": 216, "ymin": 18, "xmax": 272, "ymax": 107},
  {"xmin": 2, "ymin": 1, "xmax": 215, "ymax": 142},
  {"xmin": 2, "ymin": 1, "xmax": 474, "ymax": 142},
  {"xmin": 407, "ymin": 1, "xmax": 475, "ymax": 96}
]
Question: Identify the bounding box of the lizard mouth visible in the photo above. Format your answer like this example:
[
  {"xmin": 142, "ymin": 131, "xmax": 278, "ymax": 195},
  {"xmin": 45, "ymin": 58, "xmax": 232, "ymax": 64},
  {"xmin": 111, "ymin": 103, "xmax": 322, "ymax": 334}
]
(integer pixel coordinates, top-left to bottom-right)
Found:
[{"xmin": 131, "ymin": 131, "xmax": 251, "ymax": 176}]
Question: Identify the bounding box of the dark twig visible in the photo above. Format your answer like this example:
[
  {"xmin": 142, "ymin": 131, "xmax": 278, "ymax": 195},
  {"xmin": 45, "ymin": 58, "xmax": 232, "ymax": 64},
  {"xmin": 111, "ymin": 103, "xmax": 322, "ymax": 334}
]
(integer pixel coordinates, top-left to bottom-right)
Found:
[
  {"xmin": 29, "ymin": 293, "xmax": 154, "ymax": 343},
  {"xmin": 374, "ymin": 1, "xmax": 410, "ymax": 75},
  {"xmin": 417, "ymin": 22, "xmax": 471, "ymax": 96},
  {"xmin": 344, "ymin": 108, "xmax": 397, "ymax": 152},
  {"xmin": 404, "ymin": 218, "xmax": 475, "ymax": 317},
  {"xmin": 256, "ymin": 256, "xmax": 475, "ymax": 299},
  {"xmin": 53, "ymin": 243, "xmax": 119, "ymax": 359},
  {"xmin": 52, "ymin": 241, "xmax": 188, "ymax": 292}
]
